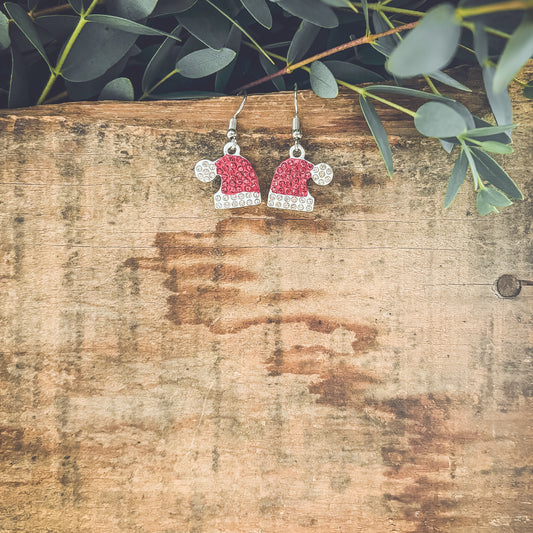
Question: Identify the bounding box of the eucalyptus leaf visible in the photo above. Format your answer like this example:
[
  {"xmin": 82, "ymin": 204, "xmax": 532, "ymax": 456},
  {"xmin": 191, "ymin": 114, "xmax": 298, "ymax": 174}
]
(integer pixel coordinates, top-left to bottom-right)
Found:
[
  {"xmin": 241, "ymin": 0, "xmax": 272, "ymax": 29},
  {"xmin": 493, "ymin": 11, "xmax": 533, "ymax": 94},
  {"xmin": 310, "ymin": 61, "xmax": 338, "ymax": 99},
  {"xmin": 482, "ymin": 65, "xmax": 513, "ymax": 126},
  {"xmin": 476, "ymin": 190, "xmax": 498, "ymax": 215},
  {"xmin": 414, "ymin": 101, "xmax": 467, "ymax": 138},
  {"xmin": 287, "ymin": 20, "xmax": 320, "ymax": 65},
  {"xmin": 324, "ymin": 60, "xmax": 383, "ymax": 84},
  {"xmin": 440, "ymin": 139, "xmax": 454, "ymax": 153},
  {"xmin": 259, "ymin": 54, "xmax": 285, "ymax": 90},
  {"xmin": 473, "ymin": 22, "xmax": 488, "ymax": 66},
  {"xmin": 142, "ymin": 24, "xmax": 182, "ymax": 93},
  {"xmin": 371, "ymin": 11, "xmax": 399, "ymax": 57},
  {"xmin": 0, "ymin": 12, "xmax": 10, "ymax": 51},
  {"xmin": 176, "ymin": 0, "xmax": 231, "ymax": 50},
  {"xmin": 65, "ymin": 46, "xmax": 135, "ymax": 99},
  {"xmin": 61, "ymin": 23, "xmax": 138, "ymax": 82},
  {"xmin": 215, "ymin": 25, "xmax": 241, "ymax": 92},
  {"xmin": 361, "ymin": 0, "xmax": 369, "ymax": 33},
  {"xmin": 4, "ymin": 2, "xmax": 51, "ymax": 68},
  {"xmin": 176, "ymin": 47, "xmax": 236, "ymax": 78},
  {"xmin": 365, "ymin": 85, "xmax": 451, "ymax": 102},
  {"xmin": 465, "ymin": 124, "xmax": 516, "ymax": 138},
  {"xmin": 444, "ymin": 150, "xmax": 468, "ymax": 208},
  {"xmin": 107, "ymin": 0, "xmax": 158, "ymax": 20},
  {"xmin": 86, "ymin": 15, "xmax": 182, "ymax": 40},
  {"xmin": 471, "ymin": 147, "xmax": 523, "ymax": 199},
  {"xmin": 474, "ymin": 141, "xmax": 513, "ymax": 154},
  {"xmin": 151, "ymin": 0, "xmax": 198, "ymax": 17},
  {"xmin": 99, "ymin": 77, "xmax": 134, "ymax": 100},
  {"xmin": 359, "ymin": 95, "xmax": 393, "ymax": 178},
  {"xmin": 481, "ymin": 187, "xmax": 512, "ymax": 207},
  {"xmin": 276, "ymin": 0, "xmax": 338, "ymax": 29},
  {"xmin": 429, "ymin": 70, "xmax": 471, "ymax": 92},
  {"xmin": 8, "ymin": 45, "xmax": 30, "ymax": 108},
  {"xmin": 387, "ymin": 3, "xmax": 461, "ymax": 77}
]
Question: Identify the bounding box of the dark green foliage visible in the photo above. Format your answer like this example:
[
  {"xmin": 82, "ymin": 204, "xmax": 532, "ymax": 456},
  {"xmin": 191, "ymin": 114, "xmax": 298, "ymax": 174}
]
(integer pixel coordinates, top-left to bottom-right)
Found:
[{"xmin": 0, "ymin": 0, "xmax": 530, "ymax": 214}]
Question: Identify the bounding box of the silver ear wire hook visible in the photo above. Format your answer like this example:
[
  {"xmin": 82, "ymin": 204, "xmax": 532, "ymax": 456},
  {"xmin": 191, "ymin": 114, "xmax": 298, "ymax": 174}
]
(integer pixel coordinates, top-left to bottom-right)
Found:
[
  {"xmin": 290, "ymin": 83, "xmax": 305, "ymax": 158},
  {"xmin": 225, "ymin": 93, "xmax": 247, "ymax": 156}
]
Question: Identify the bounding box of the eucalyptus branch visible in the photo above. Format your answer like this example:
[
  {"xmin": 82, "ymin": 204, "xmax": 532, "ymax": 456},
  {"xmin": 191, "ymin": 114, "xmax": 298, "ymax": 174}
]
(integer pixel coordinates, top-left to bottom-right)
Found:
[
  {"xmin": 36, "ymin": 0, "xmax": 101, "ymax": 105},
  {"xmin": 234, "ymin": 21, "xmax": 418, "ymax": 93}
]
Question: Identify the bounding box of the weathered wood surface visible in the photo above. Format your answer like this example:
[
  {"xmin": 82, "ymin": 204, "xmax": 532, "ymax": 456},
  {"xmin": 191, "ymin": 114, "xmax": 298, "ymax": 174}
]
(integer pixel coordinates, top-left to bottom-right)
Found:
[{"xmin": 0, "ymin": 64, "xmax": 532, "ymax": 533}]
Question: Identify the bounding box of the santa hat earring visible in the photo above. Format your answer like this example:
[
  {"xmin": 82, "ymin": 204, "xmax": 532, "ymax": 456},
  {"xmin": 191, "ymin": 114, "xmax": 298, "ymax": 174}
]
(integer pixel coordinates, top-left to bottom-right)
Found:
[
  {"xmin": 267, "ymin": 84, "xmax": 333, "ymax": 212},
  {"xmin": 194, "ymin": 94, "xmax": 261, "ymax": 209}
]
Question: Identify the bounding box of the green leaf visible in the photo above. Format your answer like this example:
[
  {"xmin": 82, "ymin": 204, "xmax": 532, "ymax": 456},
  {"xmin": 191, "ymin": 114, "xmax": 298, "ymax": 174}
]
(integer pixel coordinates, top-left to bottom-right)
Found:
[
  {"xmin": 240, "ymin": 0, "xmax": 272, "ymax": 29},
  {"xmin": 324, "ymin": 60, "xmax": 384, "ymax": 84},
  {"xmin": 464, "ymin": 124, "xmax": 517, "ymax": 139},
  {"xmin": 215, "ymin": 25, "xmax": 241, "ymax": 93},
  {"xmin": 471, "ymin": 148, "xmax": 523, "ymax": 199},
  {"xmin": 99, "ymin": 77, "xmax": 134, "ymax": 100},
  {"xmin": 440, "ymin": 139, "xmax": 454, "ymax": 153},
  {"xmin": 287, "ymin": 20, "xmax": 320, "ymax": 64},
  {"xmin": 365, "ymin": 85, "xmax": 451, "ymax": 102},
  {"xmin": 176, "ymin": 47, "xmax": 236, "ymax": 78},
  {"xmin": 176, "ymin": 0, "xmax": 231, "ymax": 49},
  {"xmin": 0, "ymin": 11, "xmax": 10, "ymax": 50},
  {"xmin": 276, "ymin": 0, "xmax": 338, "ymax": 29},
  {"xmin": 429, "ymin": 70, "xmax": 471, "ymax": 92},
  {"xmin": 151, "ymin": 0, "xmax": 198, "ymax": 17},
  {"xmin": 359, "ymin": 95, "xmax": 393, "ymax": 178},
  {"xmin": 146, "ymin": 91, "xmax": 224, "ymax": 100},
  {"xmin": 473, "ymin": 141, "xmax": 513, "ymax": 154},
  {"xmin": 61, "ymin": 23, "xmax": 138, "ymax": 82},
  {"xmin": 67, "ymin": 0, "xmax": 90, "ymax": 14},
  {"xmin": 310, "ymin": 61, "xmax": 338, "ymax": 98},
  {"xmin": 4, "ymin": 2, "xmax": 51, "ymax": 68},
  {"xmin": 482, "ymin": 187, "xmax": 512, "ymax": 207},
  {"xmin": 86, "ymin": 14, "xmax": 182, "ymax": 39},
  {"xmin": 8, "ymin": 45, "xmax": 30, "ymax": 108},
  {"xmin": 473, "ymin": 22, "xmax": 488, "ymax": 66},
  {"xmin": 142, "ymin": 24, "xmax": 181, "ymax": 93},
  {"xmin": 107, "ymin": 0, "xmax": 158, "ymax": 20},
  {"xmin": 493, "ymin": 11, "xmax": 533, "ymax": 94},
  {"xmin": 371, "ymin": 11, "xmax": 399, "ymax": 57},
  {"xmin": 414, "ymin": 101, "xmax": 467, "ymax": 138},
  {"xmin": 524, "ymin": 81, "xmax": 533, "ymax": 100},
  {"xmin": 482, "ymin": 65, "xmax": 513, "ymax": 126},
  {"xmin": 387, "ymin": 3, "xmax": 461, "ymax": 77},
  {"xmin": 259, "ymin": 54, "xmax": 285, "ymax": 90},
  {"xmin": 444, "ymin": 149, "xmax": 468, "ymax": 208},
  {"xmin": 476, "ymin": 190, "xmax": 498, "ymax": 215}
]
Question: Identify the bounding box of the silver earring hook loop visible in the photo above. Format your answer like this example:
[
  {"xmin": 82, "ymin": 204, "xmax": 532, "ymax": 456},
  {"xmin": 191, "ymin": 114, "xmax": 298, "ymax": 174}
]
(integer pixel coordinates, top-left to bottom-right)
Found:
[
  {"xmin": 291, "ymin": 83, "xmax": 304, "ymax": 158},
  {"xmin": 226, "ymin": 93, "xmax": 247, "ymax": 156}
]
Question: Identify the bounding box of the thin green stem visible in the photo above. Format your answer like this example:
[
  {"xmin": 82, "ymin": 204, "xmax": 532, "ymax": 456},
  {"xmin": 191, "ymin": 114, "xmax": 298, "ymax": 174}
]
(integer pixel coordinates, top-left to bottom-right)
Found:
[
  {"xmin": 350, "ymin": 2, "xmax": 511, "ymax": 39},
  {"xmin": 204, "ymin": 0, "xmax": 274, "ymax": 64},
  {"xmin": 457, "ymin": 0, "xmax": 533, "ymax": 18},
  {"xmin": 36, "ymin": 0, "xmax": 100, "ymax": 105},
  {"xmin": 139, "ymin": 69, "xmax": 179, "ymax": 100}
]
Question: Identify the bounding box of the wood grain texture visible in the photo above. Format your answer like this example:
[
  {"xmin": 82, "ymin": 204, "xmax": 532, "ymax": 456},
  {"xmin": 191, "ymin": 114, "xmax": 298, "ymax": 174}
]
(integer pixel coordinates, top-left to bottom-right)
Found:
[{"xmin": 0, "ymin": 64, "xmax": 532, "ymax": 532}]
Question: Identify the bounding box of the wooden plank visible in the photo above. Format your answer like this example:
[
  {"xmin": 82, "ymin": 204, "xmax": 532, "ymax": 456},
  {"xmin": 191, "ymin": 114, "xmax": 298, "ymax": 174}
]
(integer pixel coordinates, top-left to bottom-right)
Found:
[{"xmin": 0, "ymin": 64, "xmax": 532, "ymax": 532}]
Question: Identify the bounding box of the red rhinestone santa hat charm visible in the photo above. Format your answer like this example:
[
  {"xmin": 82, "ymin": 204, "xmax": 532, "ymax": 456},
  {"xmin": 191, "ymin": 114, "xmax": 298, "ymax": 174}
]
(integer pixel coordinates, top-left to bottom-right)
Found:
[
  {"xmin": 194, "ymin": 95, "xmax": 261, "ymax": 209},
  {"xmin": 267, "ymin": 85, "xmax": 333, "ymax": 212}
]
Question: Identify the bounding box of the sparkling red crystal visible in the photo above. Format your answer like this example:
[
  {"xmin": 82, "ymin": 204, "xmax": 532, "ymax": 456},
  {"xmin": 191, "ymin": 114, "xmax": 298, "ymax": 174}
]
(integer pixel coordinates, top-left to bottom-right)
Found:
[
  {"xmin": 270, "ymin": 158, "xmax": 314, "ymax": 196},
  {"xmin": 215, "ymin": 154, "xmax": 260, "ymax": 195}
]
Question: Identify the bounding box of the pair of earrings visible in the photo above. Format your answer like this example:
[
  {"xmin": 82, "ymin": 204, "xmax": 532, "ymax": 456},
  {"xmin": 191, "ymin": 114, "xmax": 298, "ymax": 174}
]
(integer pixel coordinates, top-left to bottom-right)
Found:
[{"xmin": 194, "ymin": 87, "xmax": 333, "ymax": 212}]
